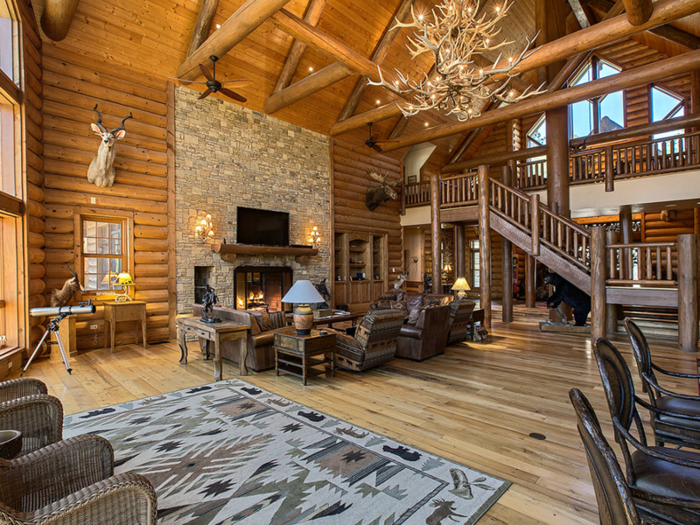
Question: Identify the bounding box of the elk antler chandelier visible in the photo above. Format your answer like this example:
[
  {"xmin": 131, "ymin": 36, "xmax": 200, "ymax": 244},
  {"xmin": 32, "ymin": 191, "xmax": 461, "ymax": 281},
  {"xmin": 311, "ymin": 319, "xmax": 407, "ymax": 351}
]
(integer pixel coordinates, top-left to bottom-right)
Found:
[{"xmin": 370, "ymin": 0, "xmax": 543, "ymax": 121}]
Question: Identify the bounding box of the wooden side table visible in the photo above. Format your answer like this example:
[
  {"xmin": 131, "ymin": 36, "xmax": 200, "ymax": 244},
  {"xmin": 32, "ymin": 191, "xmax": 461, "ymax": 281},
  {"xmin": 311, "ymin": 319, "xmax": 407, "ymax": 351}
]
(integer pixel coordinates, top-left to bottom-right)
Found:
[
  {"xmin": 273, "ymin": 327, "xmax": 336, "ymax": 385},
  {"xmin": 103, "ymin": 301, "xmax": 147, "ymax": 352},
  {"xmin": 177, "ymin": 317, "xmax": 251, "ymax": 381}
]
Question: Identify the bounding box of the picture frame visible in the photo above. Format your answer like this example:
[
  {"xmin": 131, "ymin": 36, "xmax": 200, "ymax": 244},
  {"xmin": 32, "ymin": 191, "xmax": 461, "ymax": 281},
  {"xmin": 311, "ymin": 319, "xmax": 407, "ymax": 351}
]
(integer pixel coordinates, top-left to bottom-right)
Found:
[{"xmin": 407, "ymin": 175, "xmax": 418, "ymax": 184}]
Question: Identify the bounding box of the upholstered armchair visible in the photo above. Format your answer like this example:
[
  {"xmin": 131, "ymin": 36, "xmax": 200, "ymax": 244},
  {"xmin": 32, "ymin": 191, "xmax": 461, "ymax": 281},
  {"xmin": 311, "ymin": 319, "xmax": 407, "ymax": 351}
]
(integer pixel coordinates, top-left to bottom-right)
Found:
[
  {"xmin": 396, "ymin": 304, "xmax": 451, "ymax": 361},
  {"xmin": 0, "ymin": 435, "xmax": 158, "ymax": 524},
  {"xmin": 447, "ymin": 300, "xmax": 476, "ymax": 345},
  {"xmin": 0, "ymin": 378, "xmax": 63, "ymax": 456},
  {"xmin": 333, "ymin": 310, "xmax": 405, "ymax": 372}
]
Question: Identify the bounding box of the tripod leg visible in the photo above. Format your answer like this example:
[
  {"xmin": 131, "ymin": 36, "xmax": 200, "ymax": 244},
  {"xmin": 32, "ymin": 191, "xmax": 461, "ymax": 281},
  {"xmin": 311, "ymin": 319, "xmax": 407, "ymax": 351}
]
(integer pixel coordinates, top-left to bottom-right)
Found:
[
  {"xmin": 21, "ymin": 328, "xmax": 52, "ymax": 376},
  {"xmin": 54, "ymin": 333, "xmax": 72, "ymax": 375}
]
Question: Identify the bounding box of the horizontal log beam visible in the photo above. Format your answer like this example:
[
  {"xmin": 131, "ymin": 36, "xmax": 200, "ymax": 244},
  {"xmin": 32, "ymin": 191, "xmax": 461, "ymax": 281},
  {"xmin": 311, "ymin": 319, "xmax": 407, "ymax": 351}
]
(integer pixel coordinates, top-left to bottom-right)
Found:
[
  {"xmin": 382, "ymin": 48, "xmax": 700, "ymax": 152},
  {"xmin": 265, "ymin": 63, "xmax": 352, "ymax": 114},
  {"xmin": 622, "ymin": 0, "xmax": 654, "ymax": 25},
  {"xmin": 443, "ymin": 146, "xmax": 548, "ymax": 174},
  {"xmin": 177, "ymin": 0, "xmax": 293, "ymax": 81}
]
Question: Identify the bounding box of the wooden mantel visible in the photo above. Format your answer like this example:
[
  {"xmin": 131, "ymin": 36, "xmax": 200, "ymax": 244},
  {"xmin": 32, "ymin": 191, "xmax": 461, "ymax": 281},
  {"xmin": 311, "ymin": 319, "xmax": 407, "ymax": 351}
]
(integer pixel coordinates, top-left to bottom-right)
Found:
[{"xmin": 212, "ymin": 243, "xmax": 318, "ymax": 263}]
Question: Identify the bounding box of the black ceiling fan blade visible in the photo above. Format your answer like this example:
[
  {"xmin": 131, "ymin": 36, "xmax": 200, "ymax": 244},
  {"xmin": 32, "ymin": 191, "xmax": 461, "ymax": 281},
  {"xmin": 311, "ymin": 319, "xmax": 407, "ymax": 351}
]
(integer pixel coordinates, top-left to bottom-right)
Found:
[
  {"xmin": 169, "ymin": 78, "xmax": 207, "ymax": 85},
  {"xmin": 199, "ymin": 63, "xmax": 215, "ymax": 81},
  {"xmin": 198, "ymin": 88, "xmax": 212, "ymax": 100},
  {"xmin": 370, "ymin": 132, "xmax": 379, "ymax": 142},
  {"xmin": 220, "ymin": 79, "xmax": 253, "ymax": 88},
  {"xmin": 219, "ymin": 87, "xmax": 247, "ymax": 103},
  {"xmin": 372, "ymin": 144, "xmax": 383, "ymax": 153}
]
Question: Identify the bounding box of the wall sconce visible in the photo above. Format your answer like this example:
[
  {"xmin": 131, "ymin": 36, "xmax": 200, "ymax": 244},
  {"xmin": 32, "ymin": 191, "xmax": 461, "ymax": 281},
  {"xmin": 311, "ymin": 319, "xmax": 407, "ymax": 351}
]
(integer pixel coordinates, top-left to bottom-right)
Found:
[
  {"xmin": 195, "ymin": 214, "xmax": 214, "ymax": 241},
  {"xmin": 308, "ymin": 226, "xmax": 320, "ymax": 247}
]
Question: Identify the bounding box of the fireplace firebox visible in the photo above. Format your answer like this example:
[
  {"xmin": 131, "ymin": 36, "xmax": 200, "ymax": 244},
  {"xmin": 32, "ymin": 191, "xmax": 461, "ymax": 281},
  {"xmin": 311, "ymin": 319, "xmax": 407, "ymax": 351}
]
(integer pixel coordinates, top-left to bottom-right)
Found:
[{"xmin": 234, "ymin": 267, "xmax": 293, "ymax": 312}]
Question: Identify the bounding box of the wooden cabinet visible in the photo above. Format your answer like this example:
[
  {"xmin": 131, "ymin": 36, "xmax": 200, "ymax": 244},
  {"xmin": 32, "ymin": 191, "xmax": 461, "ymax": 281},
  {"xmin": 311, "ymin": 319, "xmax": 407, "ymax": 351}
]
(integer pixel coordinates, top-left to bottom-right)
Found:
[{"xmin": 333, "ymin": 231, "xmax": 388, "ymax": 312}]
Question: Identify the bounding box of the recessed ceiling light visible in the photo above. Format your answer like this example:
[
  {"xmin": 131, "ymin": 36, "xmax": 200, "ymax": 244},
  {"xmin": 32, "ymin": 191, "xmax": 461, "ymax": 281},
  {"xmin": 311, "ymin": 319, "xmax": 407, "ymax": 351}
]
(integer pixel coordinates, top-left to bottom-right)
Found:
[
  {"xmin": 376, "ymin": 99, "xmax": 381, "ymax": 105},
  {"xmin": 424, "ymin": 122, "xmax": 429, "ymax": 127},
  {"xmin": 308, "ymin": 66, "xmax": 314, "ymax": 73},
  {"xmin": 215, "ymin": 23, "xmax": 221, "ymax": 29}
]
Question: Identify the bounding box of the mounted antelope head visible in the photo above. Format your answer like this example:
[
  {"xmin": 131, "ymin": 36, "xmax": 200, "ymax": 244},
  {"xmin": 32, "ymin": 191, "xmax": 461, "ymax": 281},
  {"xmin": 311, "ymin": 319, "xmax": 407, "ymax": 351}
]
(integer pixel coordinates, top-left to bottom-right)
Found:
[
  {"xmin": 87, "ymin": 105, "xmax": 133, "ymax": 188},
  {"xmin": 365, "ymin": 171, "xmax": 401, "ymax": 211},
  {"xmin": 50, "ymin": 266, "xmax": 85, "ymax": 307}
]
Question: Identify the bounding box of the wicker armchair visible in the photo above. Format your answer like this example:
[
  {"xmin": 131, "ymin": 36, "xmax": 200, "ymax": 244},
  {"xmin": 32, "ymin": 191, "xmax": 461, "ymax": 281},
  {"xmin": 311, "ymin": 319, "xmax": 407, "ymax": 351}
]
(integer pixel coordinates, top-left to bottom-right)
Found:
[
  {"xmin": 0, "ymin": 434, "xmax": 157, "ymax": 524},
  {"xmin": 0, "ymin": 378, "xmax": 63, "ymax": 456}
]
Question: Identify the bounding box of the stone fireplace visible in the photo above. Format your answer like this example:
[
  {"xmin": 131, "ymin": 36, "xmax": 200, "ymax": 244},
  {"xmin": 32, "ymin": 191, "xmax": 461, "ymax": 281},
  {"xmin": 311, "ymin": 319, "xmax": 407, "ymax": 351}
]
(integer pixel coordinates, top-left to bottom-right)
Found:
[{"xmin": 234, "ymin": 267, "xmax": 293, "ymax": 312}]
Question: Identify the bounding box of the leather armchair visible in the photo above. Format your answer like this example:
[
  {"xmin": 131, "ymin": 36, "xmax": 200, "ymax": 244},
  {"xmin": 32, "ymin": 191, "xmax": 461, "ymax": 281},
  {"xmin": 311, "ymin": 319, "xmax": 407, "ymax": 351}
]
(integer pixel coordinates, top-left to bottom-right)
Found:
[
  {"xmin": 371, "ymin": 291, "xmax": 453, "ymax": 313},
  {"xmin": 447, "ymin": 300, "xmax": 476, "ymax": 345},
  {"xmin": 396, "ymin": 305, "xmax": 451, "ymax": 361},
  {"xmin": 333, "ymin": 310, "xmax": 405, "ymax": 371}
]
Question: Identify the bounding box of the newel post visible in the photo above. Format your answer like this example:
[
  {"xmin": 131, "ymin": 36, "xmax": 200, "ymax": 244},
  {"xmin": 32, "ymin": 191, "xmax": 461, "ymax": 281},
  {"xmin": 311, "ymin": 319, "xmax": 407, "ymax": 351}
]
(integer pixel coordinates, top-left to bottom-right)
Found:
[
  {"xmin": 591, "ymin": 225, "xmax": 608, "ymax": 344},
  {"xmin": 678, "ymin": 234, "xmax": 699, "ymax": 353},
  {"xmin": 478, "ymin": 165, "xmax": 491, "ymax": 328},
  {"xmin": 531, "ymin": 194, "xmax": 540, "ymax": 257}
]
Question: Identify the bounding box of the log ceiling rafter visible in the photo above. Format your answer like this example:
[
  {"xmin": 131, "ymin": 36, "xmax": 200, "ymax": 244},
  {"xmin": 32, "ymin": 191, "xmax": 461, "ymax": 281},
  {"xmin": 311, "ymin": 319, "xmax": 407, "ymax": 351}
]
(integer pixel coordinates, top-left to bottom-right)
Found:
[
  {"xmin": 331, "ymin": 0, "xmax": 700, "ymax": 138},
  {"xmin": 583, "ymin": 0, "xmax": 700, "ymax": 49},
  {"xmin": 568, "ymin": 0, "xmax": 593, "ymax": 27},
  {"xmin": 187, "ymin": 0, "xmax": 221, "ymax": 56},
  {"xmin": 177, "ymin": 0, "xmax": 294, "ymax": 81},
  {"xmin": 272, "ymin": 0, "xmax": 327, "ymax": 95},
  {"xmin": 622, "ymin": 0, "xmax": 654, "ymax": 25},
  {"xmin": 335, "ymin": 0, "xmax": 418, "ymax": 123},
  {"xmin": 389, "ymin": 117, "xmax": 410, "ymax": 139},
  {"xmin": 41, "ymin": 0, "xmax": 81, "ymax": 41},
  {"xmin": 380, "ymin": 48, "xmax": 700, "ymax": 152}
]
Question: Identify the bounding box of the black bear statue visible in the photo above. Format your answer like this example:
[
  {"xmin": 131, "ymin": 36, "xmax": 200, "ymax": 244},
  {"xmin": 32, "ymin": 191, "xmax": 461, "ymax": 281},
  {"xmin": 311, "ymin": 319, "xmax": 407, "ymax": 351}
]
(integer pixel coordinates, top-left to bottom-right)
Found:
[{"xmin": 543, "ymin": 271, "xmax": 591, "ymax": 327}]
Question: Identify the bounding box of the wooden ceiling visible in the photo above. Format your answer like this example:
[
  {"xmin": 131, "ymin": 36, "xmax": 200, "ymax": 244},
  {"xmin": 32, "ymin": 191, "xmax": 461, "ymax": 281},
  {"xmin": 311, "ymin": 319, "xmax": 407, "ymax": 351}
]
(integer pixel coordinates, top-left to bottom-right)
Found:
[{"xmin": 29, "ymin": 0, "xmax": 700, "ymax": 167}]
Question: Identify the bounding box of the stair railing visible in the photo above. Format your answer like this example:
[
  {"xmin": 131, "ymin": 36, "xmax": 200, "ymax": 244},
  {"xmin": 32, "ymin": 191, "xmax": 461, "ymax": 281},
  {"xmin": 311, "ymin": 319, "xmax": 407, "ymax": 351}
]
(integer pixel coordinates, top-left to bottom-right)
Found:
[
  {"xmin": 488, "ymin": 178, "xmax": 532, "ymax": 231},
  {"xmin": 538, "ymin": 205, "xmax": 591, "ymax": 272},
  {"xmin": 606, "ymin": 242, "xmax": 678, "ymax": 287}
]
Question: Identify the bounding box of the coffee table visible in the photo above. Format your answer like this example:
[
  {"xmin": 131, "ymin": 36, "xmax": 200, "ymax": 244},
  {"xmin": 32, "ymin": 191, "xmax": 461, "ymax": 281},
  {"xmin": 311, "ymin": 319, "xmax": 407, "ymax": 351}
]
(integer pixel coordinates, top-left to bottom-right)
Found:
[
  {"xmin": 273, "ymin": 327, "xmax": 336, "ymax": 385},
  {"xmin": 285, "ymin": 310, "xmax": 365, "ymax": 329},
  {"xmin": 177, "ymin": 317, "xmax": 250, "ymax": 380}
]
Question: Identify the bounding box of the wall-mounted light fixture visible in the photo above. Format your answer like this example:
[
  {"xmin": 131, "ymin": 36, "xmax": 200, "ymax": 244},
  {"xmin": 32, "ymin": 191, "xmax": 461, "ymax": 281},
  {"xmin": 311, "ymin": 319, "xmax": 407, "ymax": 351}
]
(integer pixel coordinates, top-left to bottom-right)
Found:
[
  {"xmin": 308, "ymin": 226, "xmax": 320, "ymax": 247},
  {"xmin": 195, "ymin": 214, "xmax": 214, "ymax": 241}
]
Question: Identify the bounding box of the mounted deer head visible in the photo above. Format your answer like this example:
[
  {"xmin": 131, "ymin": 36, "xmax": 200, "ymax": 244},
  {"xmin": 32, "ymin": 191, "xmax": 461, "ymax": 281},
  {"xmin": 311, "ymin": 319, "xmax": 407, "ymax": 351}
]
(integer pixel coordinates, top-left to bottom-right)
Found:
[
  {"xmin": 87, "ymin": 105, "xmax": 133, "ymax": 188},
  {"xmin": 50, "ymin": 266, "xmax": 85, "ymax": 307},
  {"xmin": 365, "ymin": 171, "xmax": 401, "ymax": 211}
]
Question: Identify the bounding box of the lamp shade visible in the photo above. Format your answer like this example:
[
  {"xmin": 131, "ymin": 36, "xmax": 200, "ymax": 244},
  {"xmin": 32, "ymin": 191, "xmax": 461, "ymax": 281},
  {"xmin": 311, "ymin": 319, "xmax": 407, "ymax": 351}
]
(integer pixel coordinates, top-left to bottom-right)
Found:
[
  {"xmin": 451, "ymin": 277, "xmax": 471, "ymax": 292},
  {"xmin": 282, "ymin": 280, "xmax": 324, "ymax": 304},
  {"xmin": 115, "ymin": 272, "xmax": 135, "ymax": 286}
]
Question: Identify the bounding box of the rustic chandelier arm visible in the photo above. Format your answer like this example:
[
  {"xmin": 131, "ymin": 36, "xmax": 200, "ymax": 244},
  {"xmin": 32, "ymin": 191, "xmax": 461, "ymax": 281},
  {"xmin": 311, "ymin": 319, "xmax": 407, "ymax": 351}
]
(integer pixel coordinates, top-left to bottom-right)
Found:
[{"xmin": 369, "ymin": 0, "xmax": 544, "ymax": 121}]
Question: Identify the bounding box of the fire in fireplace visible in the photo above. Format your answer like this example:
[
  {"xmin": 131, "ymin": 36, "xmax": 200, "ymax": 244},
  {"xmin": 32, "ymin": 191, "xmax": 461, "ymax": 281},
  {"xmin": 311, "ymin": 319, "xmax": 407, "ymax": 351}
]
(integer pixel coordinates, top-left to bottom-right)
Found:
[{"xmin": 234, "ymin": 267, "xmax": 293, "ymax": 312}]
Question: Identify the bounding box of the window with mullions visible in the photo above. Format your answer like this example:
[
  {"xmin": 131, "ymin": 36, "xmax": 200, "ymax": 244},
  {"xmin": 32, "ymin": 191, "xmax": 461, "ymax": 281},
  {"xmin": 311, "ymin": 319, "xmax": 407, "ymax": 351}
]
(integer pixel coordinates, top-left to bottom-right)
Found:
[
  {"xmin": 82, "ymin": 219, "xmax": 126, "ymax": 291},
  {"xmin": 470, "ymin": 240, "xmax": 480, "ymax": 288},
  {"xmin": 569, "ymin": 58, "xmax": 625, "ymax": 138},
  {"xmin": 651, "ymin": 85, "xmax": 685, "ymax": 142}
]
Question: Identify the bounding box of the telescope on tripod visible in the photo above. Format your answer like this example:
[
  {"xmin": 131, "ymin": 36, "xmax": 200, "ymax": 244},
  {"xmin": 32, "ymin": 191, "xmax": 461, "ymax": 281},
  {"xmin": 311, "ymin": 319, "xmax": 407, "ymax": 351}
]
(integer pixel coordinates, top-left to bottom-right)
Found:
[{"xmin": 22, "ymin": 302, "xmax": 96, "ymax": 376}]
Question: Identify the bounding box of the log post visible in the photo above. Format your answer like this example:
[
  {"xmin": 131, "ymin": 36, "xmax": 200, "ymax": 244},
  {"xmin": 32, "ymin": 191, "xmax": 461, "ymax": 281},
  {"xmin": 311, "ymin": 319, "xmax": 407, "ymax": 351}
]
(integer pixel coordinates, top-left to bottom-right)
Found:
[
  {"xmin": 502, "ymin": 166, "xmax": 513, "ymax": 323},
  {"xmin": 591, "ymin": 225, "xmax": 608, "ymax": 343},
  {"xmin": 678, "ymin": 233, "xmax": 699, "ymax": 353},
  {"xmin": 620, "ymin": 205, "xmax": 633, "ymax": 280},
  {"xmin": 526, "ymin": 255, "xmax": 536, "ymax": 308},
  {"xmin": 478, "ymin": 166, "xmax": 492, "ymax": 328},
  {"xmin": 605, "ymin": 230, "xmax": 619, "ymax": 334},
  {"xmin": 455, "ymin": 223, "xmax": 466, "ymax": 279},
  {"xmin": 605, "ymin": 145, "xmax": 615, "ymax": 192},
  {"xmin": 430, "ymin": 172, "xmax": 441, "ymax": 294},
  {"xmin": 546, "ymin": 106, "xmax": 570, "ymax": 217}
]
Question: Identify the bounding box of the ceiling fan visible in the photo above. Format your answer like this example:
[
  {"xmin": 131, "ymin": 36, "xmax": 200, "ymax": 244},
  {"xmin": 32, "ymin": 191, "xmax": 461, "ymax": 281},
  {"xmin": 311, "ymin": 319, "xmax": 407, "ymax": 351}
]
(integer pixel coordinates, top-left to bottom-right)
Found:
[
  {"xmin": 172, "ymin": 55, "xmax": 252, "ymax": 103},
  {"xmin": 358, "ymin": 122, "xmax": 398, "ymax": 153}
]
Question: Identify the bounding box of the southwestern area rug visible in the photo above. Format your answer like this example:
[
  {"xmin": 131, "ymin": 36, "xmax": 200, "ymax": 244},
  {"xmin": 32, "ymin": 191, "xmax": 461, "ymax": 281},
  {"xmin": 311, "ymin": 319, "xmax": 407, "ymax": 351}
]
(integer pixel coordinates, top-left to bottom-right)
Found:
[{"xmin": 64, "ymin": 380, "xmax": 510, "ymax": 524}]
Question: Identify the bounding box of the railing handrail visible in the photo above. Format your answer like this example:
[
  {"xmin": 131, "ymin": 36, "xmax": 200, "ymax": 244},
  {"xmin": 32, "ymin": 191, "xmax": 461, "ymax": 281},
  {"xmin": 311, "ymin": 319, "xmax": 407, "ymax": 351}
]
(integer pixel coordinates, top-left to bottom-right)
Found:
[
  {"xmin": 607, "ymin": 242, "xmax": 677, "ymax": 249},
  {"xmin": 441, "ymin": 171, "xmax": 478, "ymax": 182},
  {"xmin": 539, "ymin": 205, "xmax": 592, "ymax": 239},
  {"xmin": 571, "ymin": 129, "xmax": 700, "ymax": 157},
  {"xmin": 490, "ymin": 178, "xmax": 529, "ymax": 200}
]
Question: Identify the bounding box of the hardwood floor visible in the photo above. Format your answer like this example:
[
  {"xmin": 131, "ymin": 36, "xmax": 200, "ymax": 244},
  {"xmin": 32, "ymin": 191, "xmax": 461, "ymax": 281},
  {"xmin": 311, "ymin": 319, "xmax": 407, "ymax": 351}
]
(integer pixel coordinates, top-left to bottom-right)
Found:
[{"xmin": 11, "ymin": 321, "xmax": 699, "ymax": 524}]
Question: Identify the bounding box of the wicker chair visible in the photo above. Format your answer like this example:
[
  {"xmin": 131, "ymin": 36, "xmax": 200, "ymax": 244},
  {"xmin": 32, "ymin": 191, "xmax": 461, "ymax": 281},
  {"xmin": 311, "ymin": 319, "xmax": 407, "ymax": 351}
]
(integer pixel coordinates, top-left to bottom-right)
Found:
[
  {"xmin": 0, "ymin": 434, "xmax": 157, "ymax": 524},
  {"xmin": 624, "ymin": 318, "xmax": 700, "ymax": 450},
  {"xmin": 593, "ymin": 338, "xmax": 700, "ymax": 524},
  {"xmin": 0, "ymin": 378, "xmax": 63, "ymax": 456}
]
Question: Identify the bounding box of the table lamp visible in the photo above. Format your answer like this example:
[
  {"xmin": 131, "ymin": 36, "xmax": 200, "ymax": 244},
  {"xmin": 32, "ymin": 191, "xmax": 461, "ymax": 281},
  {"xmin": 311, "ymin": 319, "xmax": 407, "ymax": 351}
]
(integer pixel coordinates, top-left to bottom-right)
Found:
[
  {"xmin": 451, "ymin": 277, "xmax": 471, "ymax": 299},
  {"xmin": 282, "ymin": 280, "xmax": 324, "ymax": 335},
  {"xmin": 114, "ymin": 272, "xmax": 135, "ymax": 303}
]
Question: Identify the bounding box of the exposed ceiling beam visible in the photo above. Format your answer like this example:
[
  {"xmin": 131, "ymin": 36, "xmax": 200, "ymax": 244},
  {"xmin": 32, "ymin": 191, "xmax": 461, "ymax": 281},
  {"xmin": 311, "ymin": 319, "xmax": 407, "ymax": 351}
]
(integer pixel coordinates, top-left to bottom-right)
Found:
[
  {"xmin": 331, "ymin": 0, "xmax": 700, "ymax": 137},
  {"xmin": 336, "ymin": 0, "xmax": 417, "ymax": 123},
  {"xmin": 265, "ymin": 63, "xmax": 353, "ymax": 114},
  {"xmin": 388, "ymin": 116, "xmax": 410, "ymax": 140},
  {"xmin": 177, "ymin": 0, "xmax": 293, "ymax": 81},
  {"xmin": 622, "ymin": 0, "xmax": 654, "ymax": 24},
  {"xmin": 583, "ymin": 0, "xmax": 700, "ymax": 49},
  {"xmin": 444, "ymin": 146, "xmax": 548, "ymax": 174},
  {"xmin": 41, "ymin": 0, "xmax": 81, "ymax": 41},
  {"xmin": 380, "ymin": 48, "xmax": 700, "ymax": 152},
  {"xmin": 567, "ymin": 0, "xmax": 593, "ymax": 27},
  {"xmin": 447, "ymin": 100, "xmax": 496, "ymax": 164},
  {"xmin": 273, "ymin": 0, "xmax": 327, "ymax": 94},
  {"xmin": 187, "ymin": 0, "xmax": 220, "ymax": 56}
]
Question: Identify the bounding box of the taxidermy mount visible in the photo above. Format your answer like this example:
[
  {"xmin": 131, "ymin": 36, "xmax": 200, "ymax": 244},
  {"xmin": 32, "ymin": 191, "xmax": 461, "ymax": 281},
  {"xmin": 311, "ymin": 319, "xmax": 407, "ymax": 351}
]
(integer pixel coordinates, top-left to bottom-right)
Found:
[{"xmin": 88, "ymin": 105, "xmax": 133, "ymax": 188}]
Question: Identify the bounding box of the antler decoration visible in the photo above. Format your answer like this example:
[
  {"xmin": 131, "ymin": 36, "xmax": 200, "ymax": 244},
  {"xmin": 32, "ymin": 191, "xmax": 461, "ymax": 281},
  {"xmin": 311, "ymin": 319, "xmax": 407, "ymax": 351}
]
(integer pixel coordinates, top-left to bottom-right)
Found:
[{"xmin": 369, "ymin": 0, "xmax": 544, "ymax": 121}]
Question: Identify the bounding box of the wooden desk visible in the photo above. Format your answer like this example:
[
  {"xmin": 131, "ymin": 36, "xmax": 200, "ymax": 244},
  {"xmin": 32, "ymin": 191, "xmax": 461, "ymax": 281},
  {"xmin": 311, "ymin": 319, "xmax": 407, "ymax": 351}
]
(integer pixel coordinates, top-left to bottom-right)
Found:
[
  {"xmin": 273, "ymin": 327, "xmax": 335, "ymax": 385},
  {"xmin": 177, "ymin": 317, "xmax": 251, "ymax": 380},
  {"xmin": 103, "ymin": 301, "xmax": 147, "ymax": 352}
]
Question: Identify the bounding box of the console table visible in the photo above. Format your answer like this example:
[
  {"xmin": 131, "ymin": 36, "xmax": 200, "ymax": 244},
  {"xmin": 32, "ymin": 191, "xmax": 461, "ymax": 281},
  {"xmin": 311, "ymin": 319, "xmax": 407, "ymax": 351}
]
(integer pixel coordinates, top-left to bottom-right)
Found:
[
  {"xmin": 177, "ymin": 317, "xmax": 250, "ymax": 380},
  {"xmin": 103, "ymin": 301, "xmax": 147, "ymax": 352}
]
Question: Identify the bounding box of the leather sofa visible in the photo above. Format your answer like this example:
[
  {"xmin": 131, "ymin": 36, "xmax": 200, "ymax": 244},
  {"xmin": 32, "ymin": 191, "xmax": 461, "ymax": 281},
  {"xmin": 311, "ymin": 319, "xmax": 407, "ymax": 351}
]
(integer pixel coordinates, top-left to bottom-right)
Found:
[
  {"xmin": 192, "ymin": 305, "xmax": 287, "ymax": 372},
  {"xmin": 371, "ymin": 291, "xmax": 453, "ymax": 313},
  {"xmin": 395, "ymin": 304, "xmax": 451, "ymax": 361}
]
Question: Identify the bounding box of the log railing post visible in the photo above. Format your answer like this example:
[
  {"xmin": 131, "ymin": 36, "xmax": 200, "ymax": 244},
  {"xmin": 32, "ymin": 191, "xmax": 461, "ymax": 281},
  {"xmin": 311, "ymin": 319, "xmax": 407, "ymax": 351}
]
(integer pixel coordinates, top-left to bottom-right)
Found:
[
  {"xmin": 478, "ymin": 165, "xmax": 492, "ymax": 328},
  {"xmin": 605, "ymin": 145, "xmax": 615, "ymax": 192},
  {"xmin": 525, "ymin": 254, "xmax": 536, "ymax": 308},
  {"xmin": 591, "ymin": 225, "xmax": 608, "ymax": 343},
  {"xmin": 455, "ymin": 223, "xmax": 466, "ymax": 281},
  {"xmin": 431, "ymin": 172, "xmax": 442, "ymax": 294},
  {"xmin": 531, "ymin": 194, "xmax": 540, "ymax": 256},
  {"xmin": 605, "ymin": 230, "xmax": 619, "ymax": 334},
  {"xmin": 502, "ymin": 165, "xmax": 513, "ymax": 323},
  {"xmin": 678, "ymin": 233, "xmax": 699, "ymax": 352}
]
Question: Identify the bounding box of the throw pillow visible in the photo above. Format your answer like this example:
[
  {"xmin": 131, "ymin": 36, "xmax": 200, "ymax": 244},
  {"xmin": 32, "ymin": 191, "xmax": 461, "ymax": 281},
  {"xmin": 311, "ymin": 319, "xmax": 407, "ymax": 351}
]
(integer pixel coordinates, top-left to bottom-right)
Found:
[
  {"xmin": 407, "ymin": 307, "xmax": 422, "ymax": 326},
  {"xmin": 376, "ymin": 300, "xmax": 393, "ymax": 310},
  {"xmin": 250, "ymin": 310, "xmax": 272, "ymax": 332}
]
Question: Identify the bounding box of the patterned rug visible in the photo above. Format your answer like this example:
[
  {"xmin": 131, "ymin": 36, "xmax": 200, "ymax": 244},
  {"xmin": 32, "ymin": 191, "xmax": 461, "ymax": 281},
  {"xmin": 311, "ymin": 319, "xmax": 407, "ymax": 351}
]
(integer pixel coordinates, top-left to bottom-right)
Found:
[{"xmin": 64, "ymin": 380, "xmax": 510, "ymax": 524}]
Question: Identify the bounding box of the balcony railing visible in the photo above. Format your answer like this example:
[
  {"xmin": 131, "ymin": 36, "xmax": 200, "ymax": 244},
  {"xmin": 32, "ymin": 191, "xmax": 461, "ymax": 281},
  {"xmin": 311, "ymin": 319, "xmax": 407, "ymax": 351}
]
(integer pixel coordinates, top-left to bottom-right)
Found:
[{"xmin": 404, "ymin": 181, "xmax": 431, "ymax": 208}]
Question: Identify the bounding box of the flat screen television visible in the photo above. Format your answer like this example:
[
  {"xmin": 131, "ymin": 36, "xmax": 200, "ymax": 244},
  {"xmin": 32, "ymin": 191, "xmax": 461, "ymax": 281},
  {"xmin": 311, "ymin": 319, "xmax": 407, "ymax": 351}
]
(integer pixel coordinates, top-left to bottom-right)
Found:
[{"xmin": 237, "ymin": 207, "xmax": 289, "ymax": 246}]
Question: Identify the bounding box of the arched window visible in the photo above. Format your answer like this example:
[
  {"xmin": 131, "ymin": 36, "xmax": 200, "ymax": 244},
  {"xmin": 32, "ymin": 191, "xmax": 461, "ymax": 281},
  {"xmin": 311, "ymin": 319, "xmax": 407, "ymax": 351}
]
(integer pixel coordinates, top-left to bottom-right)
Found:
[{"xmin": 569, "ymin": 57, "xmax": 625, "ymax": 138}]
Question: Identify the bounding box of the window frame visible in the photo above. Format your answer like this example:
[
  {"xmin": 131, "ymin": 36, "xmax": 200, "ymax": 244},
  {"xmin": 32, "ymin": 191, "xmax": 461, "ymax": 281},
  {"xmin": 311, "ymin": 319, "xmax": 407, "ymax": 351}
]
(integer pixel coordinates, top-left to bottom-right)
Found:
[{"xmin": 74, "ymin": 210, "xmax": 134, "ymax": 303}]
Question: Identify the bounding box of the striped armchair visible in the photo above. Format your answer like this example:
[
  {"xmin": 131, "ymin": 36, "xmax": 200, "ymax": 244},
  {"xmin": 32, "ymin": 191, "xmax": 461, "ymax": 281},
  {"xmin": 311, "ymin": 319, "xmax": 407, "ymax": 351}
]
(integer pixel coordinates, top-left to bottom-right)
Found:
[
  {"xmin": 447, "ymin": 300, "xmax": 477, "ymax": 345},
  {"xmin": 334, "ymin": 310, "xmax": 406, "ymax": 372}
]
